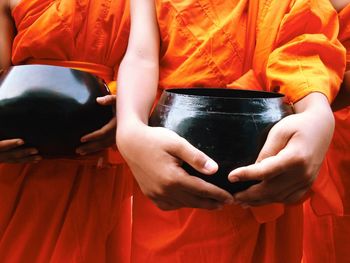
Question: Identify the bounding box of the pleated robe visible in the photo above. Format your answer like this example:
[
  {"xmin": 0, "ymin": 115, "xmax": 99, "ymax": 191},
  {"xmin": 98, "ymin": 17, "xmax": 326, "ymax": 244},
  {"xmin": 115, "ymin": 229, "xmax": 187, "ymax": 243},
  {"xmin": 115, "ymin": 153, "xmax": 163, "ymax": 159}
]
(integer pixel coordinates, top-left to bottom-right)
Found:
[
  {"xmin": 130, "ymin": 1, "xmax": 346, "ymax": 262},
  {"xmin": 0, "ymin": 1, "xmax": 132, "ymax": 262}
]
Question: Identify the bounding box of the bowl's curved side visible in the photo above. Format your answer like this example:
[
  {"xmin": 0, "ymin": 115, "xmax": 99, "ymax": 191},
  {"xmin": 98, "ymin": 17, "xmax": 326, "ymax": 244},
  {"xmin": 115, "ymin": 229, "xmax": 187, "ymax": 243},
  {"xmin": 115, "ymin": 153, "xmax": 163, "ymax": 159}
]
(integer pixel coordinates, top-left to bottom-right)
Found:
[
  {"xmin": 0, "ymin": 65, "xmax": 114, "ymax": 157},
  {"xmin": 149, "ymin": 88, "xmax": 293, "ymax": 194}
]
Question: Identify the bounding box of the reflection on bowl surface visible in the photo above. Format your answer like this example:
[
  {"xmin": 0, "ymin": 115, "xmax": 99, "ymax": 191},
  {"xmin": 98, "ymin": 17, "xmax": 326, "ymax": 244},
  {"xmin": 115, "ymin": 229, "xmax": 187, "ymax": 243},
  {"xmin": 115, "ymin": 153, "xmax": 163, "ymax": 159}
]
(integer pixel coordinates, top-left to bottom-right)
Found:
[
  {"xmin": 0, "ymin": 64, "xmax": 113, "ymax": 157},
  {"xmin": 149, "ymin": 88, "xmax": 293, "ymax": 194}
]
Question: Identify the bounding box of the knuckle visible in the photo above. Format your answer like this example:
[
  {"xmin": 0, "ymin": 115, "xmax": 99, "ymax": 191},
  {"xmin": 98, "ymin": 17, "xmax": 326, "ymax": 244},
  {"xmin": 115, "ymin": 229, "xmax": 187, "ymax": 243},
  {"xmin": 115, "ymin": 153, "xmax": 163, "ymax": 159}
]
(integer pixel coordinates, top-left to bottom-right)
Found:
[
  {"xmin": 145, "ymin": 190, "xmax": 161, "ymax": 201},
  {"xmin": 161, "ymin": 176, "xmax": 179, "ymax": 190},
  {"xmin": 197, "ymin": 188, "xmax": 210, "ymax": 198},
  {"xmin": 167, "ymin": 139, "xmax": 181, "ymax": 152},
  {"xmin": 191, "ymin": 151, "xmax": 206, "ymax": 168},
  {"xmin": 291, "ymin": 151, "xmax": 310, "ymax": 168}
]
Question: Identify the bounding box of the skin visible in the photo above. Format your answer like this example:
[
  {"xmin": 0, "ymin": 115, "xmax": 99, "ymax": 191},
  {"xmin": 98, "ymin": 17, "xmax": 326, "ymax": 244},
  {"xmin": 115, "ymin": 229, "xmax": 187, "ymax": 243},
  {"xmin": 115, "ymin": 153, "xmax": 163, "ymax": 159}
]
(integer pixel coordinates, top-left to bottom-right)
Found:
[
  {"xmin": 117, "ymin": 0, "xmax": 336, "ymax": 210},
  {"xmin": 331, "ymin": 0, "xmax": 350, "ymax": 11},
  {"xmin": 0, "ymin": 0, "xmax": 117, "ymax": 162}
]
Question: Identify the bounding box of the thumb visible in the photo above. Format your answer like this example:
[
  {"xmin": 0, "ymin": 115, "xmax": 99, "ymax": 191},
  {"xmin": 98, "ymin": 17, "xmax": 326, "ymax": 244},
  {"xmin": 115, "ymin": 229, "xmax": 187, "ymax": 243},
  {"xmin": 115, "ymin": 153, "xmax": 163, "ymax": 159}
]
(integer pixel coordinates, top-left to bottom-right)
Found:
[
  {"xmin": 96, "ymin": 95, "xmax": 116, "ymax": 106},
  {"xmin": 169, "ymin": 136, "xmax": 218, "ymax": 175},
  {"xmin": 256, "ymin": 119, "xmax": 293, "ymax": 163}
]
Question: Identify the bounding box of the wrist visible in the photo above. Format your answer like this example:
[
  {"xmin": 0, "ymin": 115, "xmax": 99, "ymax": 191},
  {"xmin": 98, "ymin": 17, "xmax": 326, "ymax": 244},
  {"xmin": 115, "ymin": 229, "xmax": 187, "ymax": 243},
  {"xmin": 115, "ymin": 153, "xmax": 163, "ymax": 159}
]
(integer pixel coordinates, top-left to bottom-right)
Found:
[
  {"xmin": 294, "ymin": 92, "xmax": 335, "ymax": 133},
  {"xmin": 294, "ymin": 92, "xmax": 332, "ymax": 113},
  {"xmin": 117, "ymin": 118, "xmax": 148, "ymax": 145}
]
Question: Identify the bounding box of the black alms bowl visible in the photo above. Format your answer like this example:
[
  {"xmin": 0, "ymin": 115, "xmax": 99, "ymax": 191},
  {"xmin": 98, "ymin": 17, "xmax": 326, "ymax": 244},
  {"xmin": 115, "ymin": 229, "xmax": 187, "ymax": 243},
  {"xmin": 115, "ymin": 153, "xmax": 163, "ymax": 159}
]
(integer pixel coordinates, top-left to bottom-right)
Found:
[
  {"xmin": 149, "ymin": 88, "xmax": 293, "ymax": 194},
  {"xmin": 0, "ymin": 64, "xmax": 114, "ymax": 157}
]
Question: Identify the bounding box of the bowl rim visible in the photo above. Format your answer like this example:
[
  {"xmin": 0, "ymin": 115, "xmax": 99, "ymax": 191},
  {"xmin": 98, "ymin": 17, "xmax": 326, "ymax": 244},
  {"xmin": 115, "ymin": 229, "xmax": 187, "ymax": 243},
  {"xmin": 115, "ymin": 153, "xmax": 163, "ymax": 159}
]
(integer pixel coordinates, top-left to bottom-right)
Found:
[{"xmin": 164, "ymin": 88, "xmax": 285, "ymax": 100}]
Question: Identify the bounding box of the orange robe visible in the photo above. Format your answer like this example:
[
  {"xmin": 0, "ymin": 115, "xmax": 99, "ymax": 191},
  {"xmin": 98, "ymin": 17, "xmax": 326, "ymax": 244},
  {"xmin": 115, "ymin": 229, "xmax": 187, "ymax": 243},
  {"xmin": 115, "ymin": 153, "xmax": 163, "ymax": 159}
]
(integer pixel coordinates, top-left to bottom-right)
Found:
[
  {"xmin": 130, "ymin": 1, "xmax": 345, "ymax": 262},
  {"xmin": 0, "ymin": 1, "xmax": 132, "ymax": 262},
  {"xmin": 303, "ymin": 4, "xmax": 350, "ymax": 263}
]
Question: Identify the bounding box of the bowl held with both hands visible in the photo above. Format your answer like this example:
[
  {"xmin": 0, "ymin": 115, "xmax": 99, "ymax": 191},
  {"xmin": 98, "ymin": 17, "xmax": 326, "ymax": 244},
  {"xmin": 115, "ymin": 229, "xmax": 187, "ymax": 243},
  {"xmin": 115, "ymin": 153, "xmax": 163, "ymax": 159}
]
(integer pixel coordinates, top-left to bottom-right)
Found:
[
  {"xmin": 0, "ymin": 64, "xmax": 114, "ymax": 158},
  {"xmin": 149, "ymin": 88, "xmax": 294, "ymax": 194}
]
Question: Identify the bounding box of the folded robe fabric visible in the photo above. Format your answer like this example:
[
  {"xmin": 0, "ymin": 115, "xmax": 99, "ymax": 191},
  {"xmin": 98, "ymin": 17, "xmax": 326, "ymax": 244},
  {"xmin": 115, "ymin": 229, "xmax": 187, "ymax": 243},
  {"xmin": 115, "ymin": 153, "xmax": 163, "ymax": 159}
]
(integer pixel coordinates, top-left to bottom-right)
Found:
[
  {"xmin": 130, "ymin": 1, "xmax": 346, "ymax": 262},
  {"xmin": 0, "ymin": 1, "xmax": 132, "ymax": 262},
  {"xmin": 303, "ymin": 4, "xmax": 350, "ymax": 263}
]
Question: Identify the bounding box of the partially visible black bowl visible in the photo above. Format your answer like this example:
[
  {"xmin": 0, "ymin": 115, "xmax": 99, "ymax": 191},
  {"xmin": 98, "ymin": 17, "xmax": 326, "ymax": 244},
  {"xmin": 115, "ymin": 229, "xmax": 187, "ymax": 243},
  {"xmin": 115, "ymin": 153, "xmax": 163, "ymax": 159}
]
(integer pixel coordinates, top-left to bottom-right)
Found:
[
  {"xmin": 0, "ymin": 64, "xmax": 114, "ymax": 158},
  {"xmin": 149, "ymin": 88, "xmax": 293, "ymax": 194}
]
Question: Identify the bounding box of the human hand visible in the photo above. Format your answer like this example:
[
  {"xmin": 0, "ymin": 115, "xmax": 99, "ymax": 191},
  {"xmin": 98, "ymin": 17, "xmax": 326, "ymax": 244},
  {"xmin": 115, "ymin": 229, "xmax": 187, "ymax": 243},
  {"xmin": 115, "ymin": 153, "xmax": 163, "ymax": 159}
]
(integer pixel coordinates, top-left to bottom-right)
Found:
[
  {"xmin": 228, "ymin": 93, "xmax": 334, "ymax": 207},
  {"xmin": 117, "ymin": 122, "xmax": 234, "ymax": 210},
  {"xmin": 76, "ymin": 95, "xmax": 117, "ymax": 155},
  {"xmin": 0, "ymin": 138, "xmax": 41, "ymax": 163}
]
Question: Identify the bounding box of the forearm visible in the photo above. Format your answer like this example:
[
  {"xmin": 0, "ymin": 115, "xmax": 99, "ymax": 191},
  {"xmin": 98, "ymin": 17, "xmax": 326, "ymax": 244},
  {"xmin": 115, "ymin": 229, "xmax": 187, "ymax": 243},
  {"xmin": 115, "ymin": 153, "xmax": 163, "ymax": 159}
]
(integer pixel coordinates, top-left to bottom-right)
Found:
[
  {"xmin": 293, "ymin": 92, "xmax": 335, "ymax": 149},
  {"xmin": 0, "ymin": 1, "xmax": 15, "ymax": 69},
  {"xmin": 116, "ymin": 0, "xmax": 159, "ymax": 134},
  {"xmin": 294, "ymin": 92, "xmax": 333, "ymax": 114},
  {"xmin": 331, "ymin": 0, "xmax": 350, "ymax": 11},
  {"xmin": 117, "ymin": 54, "xmax": 159, "ymax": 128}
]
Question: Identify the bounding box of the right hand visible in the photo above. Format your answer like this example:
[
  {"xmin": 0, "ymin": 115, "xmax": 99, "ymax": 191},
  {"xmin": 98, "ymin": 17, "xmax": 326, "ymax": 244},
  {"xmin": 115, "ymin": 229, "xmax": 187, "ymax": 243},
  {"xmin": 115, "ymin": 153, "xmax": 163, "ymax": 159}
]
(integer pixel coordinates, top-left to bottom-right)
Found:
[
  {"xmin": 117, "ymin": 123, "xmax": 234, "ymax": 211},
  {"xmin": 0, "ymin": 139, "xmax": 42, "ymax": 163}
]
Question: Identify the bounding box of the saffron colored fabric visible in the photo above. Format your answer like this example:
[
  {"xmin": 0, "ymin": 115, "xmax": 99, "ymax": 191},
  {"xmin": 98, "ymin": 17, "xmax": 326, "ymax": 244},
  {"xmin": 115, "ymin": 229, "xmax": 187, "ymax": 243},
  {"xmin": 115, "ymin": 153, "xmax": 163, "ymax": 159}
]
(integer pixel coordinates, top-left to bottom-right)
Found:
[
  {"xmin": 303, "ymin": 4, "xmax": 350, "ymax": 263},
  {"xmin": 130, "ymin": 0, "xmax": 346, "ymax": 262},
  {"xmin": 0, "ymin": 0, "xmax": 132, "ymax": 262}
]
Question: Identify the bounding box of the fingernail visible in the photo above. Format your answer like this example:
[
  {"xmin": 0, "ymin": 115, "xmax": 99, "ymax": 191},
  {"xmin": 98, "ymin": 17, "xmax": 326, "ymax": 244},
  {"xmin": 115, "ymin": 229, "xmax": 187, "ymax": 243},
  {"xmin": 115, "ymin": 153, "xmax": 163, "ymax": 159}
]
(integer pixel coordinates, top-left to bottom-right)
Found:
[
  {"xmin": 81, "ymin": 138, "xmax": 87, "ymax": 143},
  {"xmin": 30, "ymin": 149, "xmax": 38, "ymax": 155},
  {"xmin": 204, "ymin": 159, "xmax": 217, "ymax": 172},
  {"xmin": 34, "ymin": 156, "xmax": 42, "ymax": 161},
  {"xmin": 229, "ymin": 175, "xmax": 240, "ymax": 183},
  {"xmin": 96, "ymin": 97, "xmax": 105, "ymax": 103},
  {"xmin": 17, "ymin": 140, "xmax": 24, "ymax": 145}
]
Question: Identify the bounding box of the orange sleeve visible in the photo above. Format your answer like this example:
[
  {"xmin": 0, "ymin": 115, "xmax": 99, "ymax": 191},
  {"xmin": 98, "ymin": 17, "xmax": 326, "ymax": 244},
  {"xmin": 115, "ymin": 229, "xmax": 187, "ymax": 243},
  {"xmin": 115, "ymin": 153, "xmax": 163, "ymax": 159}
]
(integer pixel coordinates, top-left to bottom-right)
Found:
[
  {"xmin": 265, "ymin": 0, "xmax": 346, "ymax": 103},
  {"xmin": 339, "ymin": 4, "xmax": 350, "ymax": 68}
]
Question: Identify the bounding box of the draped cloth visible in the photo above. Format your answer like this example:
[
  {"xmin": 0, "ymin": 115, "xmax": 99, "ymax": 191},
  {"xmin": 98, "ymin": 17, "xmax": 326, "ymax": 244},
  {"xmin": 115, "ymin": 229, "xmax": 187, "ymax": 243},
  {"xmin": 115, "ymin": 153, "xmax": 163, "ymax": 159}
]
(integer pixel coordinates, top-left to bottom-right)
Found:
[
  {"xmin": 0, "ymin": 1, "xmax": 132, "ymax": 262},
  {"xmin": 130, "ymin": 0, "xmax": 346, "ymax": 262},
  {"xmin": 303, "ymin": 4, "xmax": 350, "ymax": 263}
]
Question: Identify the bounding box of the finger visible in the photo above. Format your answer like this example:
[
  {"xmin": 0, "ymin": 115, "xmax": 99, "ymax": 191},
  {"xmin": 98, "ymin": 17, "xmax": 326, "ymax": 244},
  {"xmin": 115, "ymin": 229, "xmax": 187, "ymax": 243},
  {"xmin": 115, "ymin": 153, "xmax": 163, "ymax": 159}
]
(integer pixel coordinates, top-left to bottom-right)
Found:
[
  {"xmin": 256, "ymin": 119, "xmax": 294, "ymax": 163},
  {"xmin": 169, "ymin": 137, "xmax": 218, "ymax": 175},
  {"xmin": 0, "ymin": 148, "xmax": 40, "ymax": 163},
  {"xmin": 81, "ymin": 118, "xmax": 116, "ymax": 142},
  {"xmin": 228, "ymin": 147, "xmax": 297, "ymax": 183},
  {"xmin": 76, "ymin": 139, "xmax": 113, "ymax": 155},
  {"xmin": 178, "ymin": 173, "xmax": 233, "ymax": 204},
  {"xmin": 232, "ymin": 182, "xmax": 271, "ymax": 206},
  {"xmin": 0, "ymin": 139, "xmax": 25, "ymax": 152},
  {"xmin": 96, "ymin": 95, "xmax": 116, "ymax": 106},
  {"xmin": 176, "ymin": 190, "xmax": 224, "ymax": 210},
  {"xmin": 15, "ymin": 155, "xmax": 42, "ymax": 164},
  {"xmin": 233, "ymin": 170, "xmax": 309, "ymax": 205},
  {"xmin": 282, "ymin": 187, "xmax": 310, "ymax": 205}
]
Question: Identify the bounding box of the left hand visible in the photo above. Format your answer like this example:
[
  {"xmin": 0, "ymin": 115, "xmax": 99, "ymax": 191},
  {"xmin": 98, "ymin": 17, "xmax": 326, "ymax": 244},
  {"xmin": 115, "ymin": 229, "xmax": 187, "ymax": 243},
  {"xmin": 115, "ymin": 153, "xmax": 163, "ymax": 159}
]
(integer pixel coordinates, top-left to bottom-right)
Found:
[
  {"xmin": 228, "ymin": 93, "xmax": 334, "ymax": 207},
  {"xmin": 76, "ymin": 95, "xmax": 117, "ymax": 155}
]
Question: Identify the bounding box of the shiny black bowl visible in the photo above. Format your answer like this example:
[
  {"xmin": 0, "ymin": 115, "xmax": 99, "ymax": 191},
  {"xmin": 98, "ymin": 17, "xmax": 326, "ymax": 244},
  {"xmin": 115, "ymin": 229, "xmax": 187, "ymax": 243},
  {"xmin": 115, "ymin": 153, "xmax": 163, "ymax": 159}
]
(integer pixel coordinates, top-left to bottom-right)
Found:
[
  {"xmin": 149, "ymin": 88, "xmax": 293, "ymax": 194},
  {"xmin": 0, "ymin": 64, "xmax": 114, "ymax": 158}
]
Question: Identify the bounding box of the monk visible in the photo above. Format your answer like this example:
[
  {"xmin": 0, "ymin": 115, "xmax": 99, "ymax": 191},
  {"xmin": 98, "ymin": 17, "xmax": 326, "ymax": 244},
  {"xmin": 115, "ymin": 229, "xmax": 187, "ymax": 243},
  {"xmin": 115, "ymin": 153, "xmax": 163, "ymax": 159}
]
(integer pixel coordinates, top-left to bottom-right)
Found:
[
  {"xmin": 0, "ymin": 0, "xmax": 132, "ymax": 262},
  {"xmin": 303, "ymin": 1, "xmax": 350, "ymax": 262},
  {"xmin": 116, "ymin": 0, "xmax": 346, "ymax": 262}
]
